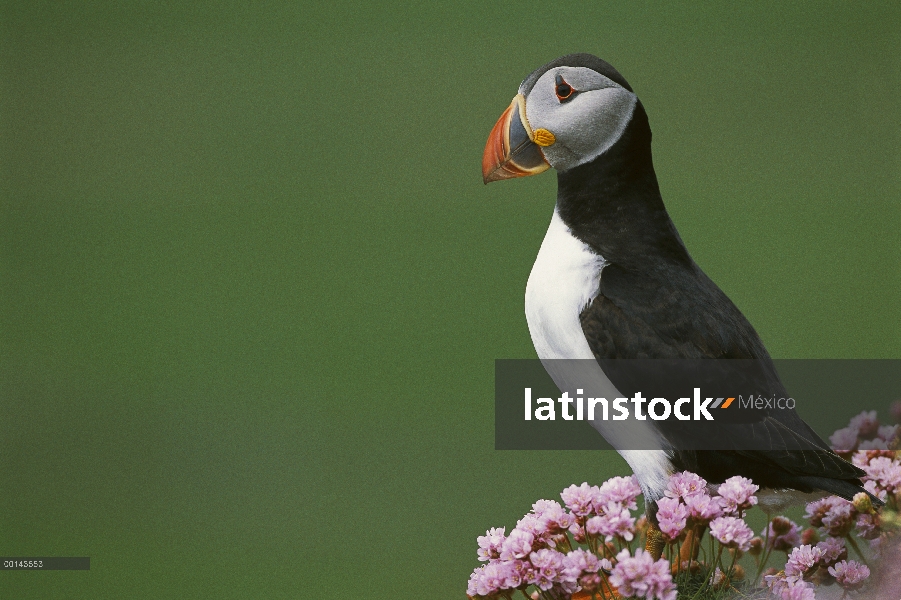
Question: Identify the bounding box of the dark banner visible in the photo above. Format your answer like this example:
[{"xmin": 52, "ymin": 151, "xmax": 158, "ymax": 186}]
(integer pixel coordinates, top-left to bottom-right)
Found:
[{"xmin": 495, "ymin": 359, "xmax": 901, "ymax": 450}]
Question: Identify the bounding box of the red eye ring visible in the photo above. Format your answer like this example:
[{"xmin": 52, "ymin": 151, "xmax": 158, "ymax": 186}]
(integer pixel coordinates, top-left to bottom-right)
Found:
[{"xmin": 555, "ymin": 75, "xmax": 575, "ymax": 102}]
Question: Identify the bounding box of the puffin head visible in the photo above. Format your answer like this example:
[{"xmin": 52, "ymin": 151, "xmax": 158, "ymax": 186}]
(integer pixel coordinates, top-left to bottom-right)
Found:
[{"xmin": 482, "ymin": 54, "xmax": 638, "ymax": 183}]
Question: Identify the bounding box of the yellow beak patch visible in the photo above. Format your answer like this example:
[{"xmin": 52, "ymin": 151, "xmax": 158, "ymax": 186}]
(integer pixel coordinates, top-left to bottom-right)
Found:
[{"xmin": 532, "ymin": 128, "xmax": 556, "ymax": 147}]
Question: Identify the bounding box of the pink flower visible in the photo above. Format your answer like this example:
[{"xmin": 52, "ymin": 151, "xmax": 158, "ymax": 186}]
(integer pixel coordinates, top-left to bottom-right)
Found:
[
  {"xmin": 816, "ymin": 536, "xmax": 847, "ymax": 565},
  {"xmin": 499, "ymin": 529, "xmax": 534, "ymax": 560},
  {"xmin": 709, "ymin": 516, "xmax": 753, "ymax": 551},
  {"xmin": 828, "ymin": 559, "xmax": 870, "ymax": 591},
  {"xmin": 515, "ymin": 514, "xmax": 547, "ymax": 538},
  {"xmin": 586, "ymin": 502, "xmax": 636, "ymax": 542},
  {"xmin": 855, "ymin": 513, "xmax": 881, "ymax": 540},
  {"xmin": 717, "ymin": 476, "xmax": 758, "ymax": 514},
  {"xmin": 466, "ymin": 565, "xmax": 484, "ymax": 596},
  {"xmin": 561, "ymin": 482, "xmax": 600, "ymax": 517},
  {"xmin": 851, "ymin": 450, "xmax": 871, "ymax": 468},
  {"xmin": 859, "ymin": 438, "xmax": 889, "ymax": 450},
  {"xmin": 863, "ymin": 456, "xmax": 901, "ymax": 492},
  {"xmin": 468, "ymin": 561, "xmax": 522, "ymax": 596},
  {"xmin": 532, "ymin": 499, "xmax": 561, "ymax": 517},
  {"xmin": 684, "ymin": 492, "xmax": 722, "ymax": 523},
  {"xmin": 784, "ymin": 544, "xmax": 824, "ymax": 577},
  {"xmin": 763, "ymin": 572, "xmax": 789, "ymax": 594},
  {"xmin": 851, "ymin": 448, "xmax": 895, "ymax": 468},
  {"xmin": 766, "ymin": 572, "xmax": 816, "ymax": 600},
  {"xmin": 608, "ymin": 548, "xmax": 676, "ymax": 600},
  {"xmin": 829, "ymin": 427, "xmax": 859, "ymax": 452},
  {"xmin": 805, "ymin": 496, "xmax": 847, "ymax": 528},
  {"xmin": 778, "ymin": 581, "xmax": 817, "ymax": 600},
  {"xmin": 527, "ymin": 548, "xmax": 565, "ymax": 591},
  {"xmin": 585, "ymin": 516, "xmax": 604, "ymax": 536},
  {"xmin": 877, "ymin": 424, "xmax": 899, "ymax": 443},
  {"xmin": 561, "ymin": 548, "xmax": 601, "ymax": 580},
  {"xmin": 763, "ymin": 517, "xmax": 801, "ymax": 552},
  {"xmin": 863, "ymin": 479, "xmax": 888, "ymax": 502},
  {"xmin": 499, "ymin": 561, "xmax": 525, "ymax": 590},
  {"xmin": 476, "ymin": 527, "xmax": 505, "ymax": 561},
  {"xmin": 562, "ymin": 548, "xmax": 610, "ymax": 593},
  {"xmin": 655, "ymin": 497, "xmax": 688, "ymax": 540},
  {"xmin": 664, "ymin": 471, "xmax": 707, "ymax": 501},
  {"xmin": 821, "ymin": 501, "xmax": 855, "ymax": 537},
  {"xmin": 513, "ymin": 513, "xmax": 556, "ymax": 549},
  {"xmin": 532, "ymin": 500, "xmax": 574, "ymax": 532},
  {"xmin": 849, "ymin": 410, "xmax": 879, "ymax": 438},
  {"xmin": 596, "ymin": 475, "xmax": 642, "ymax": 510}
]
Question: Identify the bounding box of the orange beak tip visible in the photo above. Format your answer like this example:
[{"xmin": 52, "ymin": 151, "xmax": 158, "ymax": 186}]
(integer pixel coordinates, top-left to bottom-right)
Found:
[{"xmin": 481, "ymin": 104, "xmax": 512, "ymax": 184}]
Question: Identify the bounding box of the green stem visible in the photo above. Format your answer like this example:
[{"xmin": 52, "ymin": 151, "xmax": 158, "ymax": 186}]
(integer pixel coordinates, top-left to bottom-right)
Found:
[
  {"xmin": 599, "ymin": 571, "xmax": 616, "ymax": 600},
  {"xmin": 754, "ymin": 518, "xmax": 773, "ymax": 584},
  {"xmin": 845, "ymin": 535, "xmax": 869, "ymax": 567},
  {"xmin": 579, "ymin": 516, "xmax": 595, "ymax": 555},
  {"xmin": 689, "ymin": 545, "xmax": 724, "ymax": 600}
]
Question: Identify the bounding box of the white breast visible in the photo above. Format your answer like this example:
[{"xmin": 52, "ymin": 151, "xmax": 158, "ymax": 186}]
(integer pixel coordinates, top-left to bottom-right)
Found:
[
  {"xmin": 525, "ymin": 209, "xmax": 606, "ymax": 360},
  {"xmin": 525, "ymin": 208, "xmax": 673, "ymax": 501}
]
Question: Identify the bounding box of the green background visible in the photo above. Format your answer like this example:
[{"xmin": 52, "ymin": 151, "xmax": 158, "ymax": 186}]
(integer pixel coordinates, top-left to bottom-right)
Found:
[{"xmin": 1, "ymin": 2, "xmax": 899, "ymax": 598}]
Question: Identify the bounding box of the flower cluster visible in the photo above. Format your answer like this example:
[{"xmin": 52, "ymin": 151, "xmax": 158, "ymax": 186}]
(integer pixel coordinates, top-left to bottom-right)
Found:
[
  {"xmin": 657, "ymin": 472, "xmax": 758, "ymax": 545},
  {"xmin": 830, "ymin": 409, "xmax": 899, "ymax": 457},
  {"xmin": 805, "ymin": 496, "xmax": 865, "ymax": 539},
  {"xmin": 709, "ymin": 516, "xmax": 753, "ymax": 552},
  {"xmin": 824, "ymin": 409, "xmax": 901, "ymax": 546},
  {"xmin": 609, "ymin": 548, "xmax": 675, "ymax": 600},
  {"xmin": 467, "ymin": 472, "xmax": 762, "ymax": 599},
  {"xmin": 828, "ymin": 559, "xmax": 870, "ymax": 590},
  {"xmin": 467, "ymin": 476, "xmax": 677, "ymax": 599},
  {"xmin": 467, "ymin": 407, "xmax": 901, "ymax": 599},
  {"xmin": 764, "ymin": 542, "xmax": 868, "ymax": 598}
]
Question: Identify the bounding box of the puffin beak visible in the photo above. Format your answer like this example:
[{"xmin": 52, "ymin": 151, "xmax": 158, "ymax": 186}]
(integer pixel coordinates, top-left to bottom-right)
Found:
[{"xmin": 482, "ymin": 94, "xmax": 552, "ymax": 184}]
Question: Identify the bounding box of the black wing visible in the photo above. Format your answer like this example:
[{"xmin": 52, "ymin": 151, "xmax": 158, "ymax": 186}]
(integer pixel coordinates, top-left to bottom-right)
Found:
[{"xmin": 580, "ymin": 261, "xmax": 865, "ymax": 497}]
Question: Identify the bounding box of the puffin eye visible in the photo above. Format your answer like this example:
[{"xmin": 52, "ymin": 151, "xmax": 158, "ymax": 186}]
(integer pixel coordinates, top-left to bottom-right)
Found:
[{"xmin": 555, "ymin": 75, "xmax": 575, "ymax": 102}]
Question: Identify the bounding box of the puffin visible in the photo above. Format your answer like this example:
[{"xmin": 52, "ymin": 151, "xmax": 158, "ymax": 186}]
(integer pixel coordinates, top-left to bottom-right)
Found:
[{"xmin": 481, "ymin": 53, "xmax": 875, "ymax": 556}]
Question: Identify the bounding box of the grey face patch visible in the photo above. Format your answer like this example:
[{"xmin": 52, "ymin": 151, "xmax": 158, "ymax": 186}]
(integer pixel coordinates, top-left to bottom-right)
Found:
[{"xmin": 523, "ymin": 67, "xmax": 637, "ymax": 172}]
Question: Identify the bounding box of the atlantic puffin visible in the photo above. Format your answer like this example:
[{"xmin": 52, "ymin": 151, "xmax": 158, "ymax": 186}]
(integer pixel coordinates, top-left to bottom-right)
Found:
[{"xmin": 482, "ymin": 53, "xmax": 875, "ymax": 555}]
